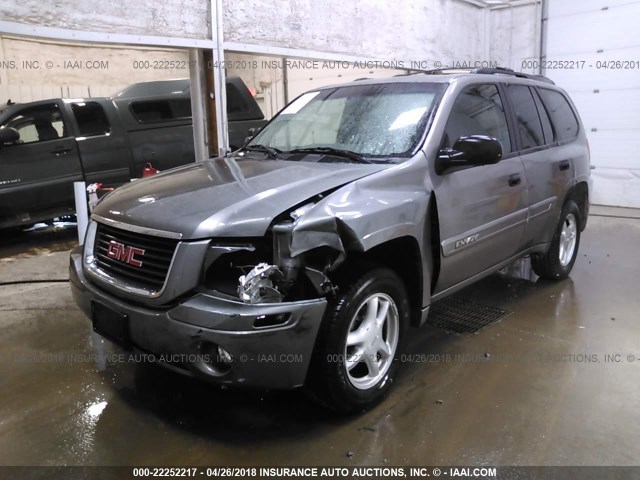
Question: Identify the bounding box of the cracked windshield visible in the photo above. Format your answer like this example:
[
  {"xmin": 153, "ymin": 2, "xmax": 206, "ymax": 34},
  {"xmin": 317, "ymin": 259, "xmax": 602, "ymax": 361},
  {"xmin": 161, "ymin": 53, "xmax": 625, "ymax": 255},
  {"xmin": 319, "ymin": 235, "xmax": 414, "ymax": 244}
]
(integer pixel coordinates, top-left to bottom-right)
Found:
[{"xmin": 248, "ymin": 82, "xmax": 444, "ymax": 159}]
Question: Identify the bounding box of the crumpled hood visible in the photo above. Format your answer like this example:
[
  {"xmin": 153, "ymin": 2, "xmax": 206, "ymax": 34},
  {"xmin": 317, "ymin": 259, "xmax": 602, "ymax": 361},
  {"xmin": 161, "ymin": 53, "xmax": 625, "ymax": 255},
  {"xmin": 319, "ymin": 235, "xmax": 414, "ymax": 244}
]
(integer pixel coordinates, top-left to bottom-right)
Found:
[{"xmin": 93, "ymin": 156, "xmax": 387, "ymax": 239}]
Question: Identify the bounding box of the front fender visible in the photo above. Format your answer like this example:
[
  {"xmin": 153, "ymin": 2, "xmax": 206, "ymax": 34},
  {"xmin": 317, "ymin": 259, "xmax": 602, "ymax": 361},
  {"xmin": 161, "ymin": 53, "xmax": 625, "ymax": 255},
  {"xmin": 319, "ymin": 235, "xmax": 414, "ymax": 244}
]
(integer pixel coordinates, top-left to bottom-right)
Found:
[{"xmin": 289, "ymin": 155, "xmax": 435, "ymax": 309}]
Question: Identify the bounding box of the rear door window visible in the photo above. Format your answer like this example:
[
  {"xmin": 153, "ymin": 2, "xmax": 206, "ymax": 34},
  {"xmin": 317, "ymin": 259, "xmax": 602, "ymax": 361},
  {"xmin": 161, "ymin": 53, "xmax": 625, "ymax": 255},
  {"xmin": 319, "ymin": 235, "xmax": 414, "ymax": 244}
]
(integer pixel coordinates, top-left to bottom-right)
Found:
[
  {"xmin": 507, "ymin": 85, "xmax": 545, "ymax": 150},
  {"xmin": 72, "ymin": 102, "xmax": 110, "ymax": 136},
  {"xmin": 537, "ymin": 89, "xmax": 579, "ymax": 141}
]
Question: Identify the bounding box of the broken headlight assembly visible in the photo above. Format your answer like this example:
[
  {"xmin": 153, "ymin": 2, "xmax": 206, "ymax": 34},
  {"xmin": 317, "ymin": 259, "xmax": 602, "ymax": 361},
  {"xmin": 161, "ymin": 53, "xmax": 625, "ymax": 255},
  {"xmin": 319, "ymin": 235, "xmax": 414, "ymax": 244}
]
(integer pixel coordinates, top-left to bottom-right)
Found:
[
  {"xmin": 238, "ymin": 262, "xmax": 284, "ymax": 303},
  {"xmin": 202, "ymin": 235, "xmax": 291, "ymax": 304},
  {"xmin": 202, "ymin": 240, "xmax": 271, "ymax": 298},
  {"xmin": 202, "ymin": 202, "xmax": 337, "ymax": 304}
]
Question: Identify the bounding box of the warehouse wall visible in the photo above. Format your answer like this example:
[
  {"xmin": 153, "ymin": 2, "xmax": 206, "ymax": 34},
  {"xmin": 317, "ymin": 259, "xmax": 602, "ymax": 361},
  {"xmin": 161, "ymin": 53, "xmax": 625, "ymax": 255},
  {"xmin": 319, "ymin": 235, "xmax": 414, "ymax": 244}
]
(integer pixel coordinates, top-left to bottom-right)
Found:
[
  {"xmin": 0, "ymin": 36, "xmax": 189, "ymax": 102},
  {"xmin": 0, "ymin": 0, "xmax": 540, "ymax": 69},
  {"xmin": 0, "ymin": 0, "xmax": 210, "ymax": 39},
  {"xmin": 224, "ymin": 0, "xmax": 487, "ymax": 64},
  {"xmin": 1, "ymin": 0, "xmax": 541, "ymax": 113},
  {"xmin": 0, "ymin": 0, "xmax": 542, "ymax": 142},
  {"xmin": 0, "ymin": 0, "xmax": 493, "ymax": 64},
  {"xmin": 489, "ymin": 3, "xmax": 540, "ymax": 73}
]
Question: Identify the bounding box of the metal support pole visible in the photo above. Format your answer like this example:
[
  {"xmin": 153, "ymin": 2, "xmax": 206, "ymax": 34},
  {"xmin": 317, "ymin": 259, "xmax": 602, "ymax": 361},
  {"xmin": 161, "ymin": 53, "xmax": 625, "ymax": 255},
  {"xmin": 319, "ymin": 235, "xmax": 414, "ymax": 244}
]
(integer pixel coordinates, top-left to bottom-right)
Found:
[
  {"xmin": 211, "ymin": 0, "xmax": 229, "ymax": 156},
  {"xmin": 282, "ymin": 57, "xmax": 289, "ymax": 105},
  {"xmin": 74, "ymin": 181, "xmax": 88, "ymax": 245},
  {"xmin": 189, "ymin": 49, "xmax": 209, "ymax": 162}
]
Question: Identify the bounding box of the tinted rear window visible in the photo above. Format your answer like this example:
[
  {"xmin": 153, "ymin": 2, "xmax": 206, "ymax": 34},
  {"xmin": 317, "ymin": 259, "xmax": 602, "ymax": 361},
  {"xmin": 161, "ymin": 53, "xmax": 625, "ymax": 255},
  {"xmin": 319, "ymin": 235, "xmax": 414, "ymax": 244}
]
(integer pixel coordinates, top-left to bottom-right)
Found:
[
  {"xmin": 130, "ymin": 99, "xmax": 192, "ymax": 123},
  {"xmin": 538, "ymin": 89, "xmax": 579, "ymax": 142},
  {"xmin": 226, "ymin": 84, "xmax": 250, "ymax": 114}
]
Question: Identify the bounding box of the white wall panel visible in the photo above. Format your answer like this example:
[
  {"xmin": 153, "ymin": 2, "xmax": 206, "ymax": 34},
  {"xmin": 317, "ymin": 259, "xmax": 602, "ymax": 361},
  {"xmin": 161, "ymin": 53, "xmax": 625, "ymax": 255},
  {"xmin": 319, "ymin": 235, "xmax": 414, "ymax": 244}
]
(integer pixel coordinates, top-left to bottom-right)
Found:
[
  {"xmin": 568, "ymin": 90, "xmax": 640, "ymax": 132},
  {"xmin": 546, "ymin": 4, "xmax": 640, "ymax": 56},
  {"xmin": 587, "ymin": 131, "xmax": 640, "ymax": 171},
  {"xmin": 545, "ymin": 0, "xmax": 640, "ymax": 207},
  {"xmin": 589, "ymin": 168, "xmax": 640, "ymax": 208},
  {"xmin": 542, "ymin": 48, "xmax": 640, "ymax": 91},
  {"xmin": 547, "ymin": 0, "xmax": 636, "ymax": 18}
]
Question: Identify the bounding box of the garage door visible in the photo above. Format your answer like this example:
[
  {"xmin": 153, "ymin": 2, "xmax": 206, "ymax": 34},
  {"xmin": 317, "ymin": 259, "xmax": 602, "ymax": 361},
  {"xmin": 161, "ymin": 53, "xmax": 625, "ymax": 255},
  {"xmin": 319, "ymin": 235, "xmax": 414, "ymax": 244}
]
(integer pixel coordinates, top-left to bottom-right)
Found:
[{"xmin": 544, "ymin": 0, "xmax": 640, "ymax": 208}]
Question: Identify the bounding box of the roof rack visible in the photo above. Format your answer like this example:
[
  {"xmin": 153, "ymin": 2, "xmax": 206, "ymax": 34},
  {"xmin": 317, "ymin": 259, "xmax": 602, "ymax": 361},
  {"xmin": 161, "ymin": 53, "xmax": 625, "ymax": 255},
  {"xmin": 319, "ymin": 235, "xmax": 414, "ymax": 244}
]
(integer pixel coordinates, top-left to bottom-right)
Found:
[
  {"xmin": 473, "ymin": 67, "xmax": 555, "ymax": 85},
  {"xmin": 418, "ymin": 66, "xmax": 555, "ymax": 85}
]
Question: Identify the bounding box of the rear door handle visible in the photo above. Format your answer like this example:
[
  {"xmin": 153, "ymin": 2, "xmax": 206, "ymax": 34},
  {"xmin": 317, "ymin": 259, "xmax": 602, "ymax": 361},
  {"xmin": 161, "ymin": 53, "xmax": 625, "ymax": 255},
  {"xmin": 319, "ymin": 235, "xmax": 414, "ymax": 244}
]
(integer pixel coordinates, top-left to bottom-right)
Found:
[
  {"xmin": 51, "ymin": 147, "xmax": 72, "ymax": 156},
  {"xmin": 508, "ymin": 174, "xmax": 521, "ymax": 187},
  {"xmin": 559, "ymin": 160, "xmax": 571, "ymax": 171}
]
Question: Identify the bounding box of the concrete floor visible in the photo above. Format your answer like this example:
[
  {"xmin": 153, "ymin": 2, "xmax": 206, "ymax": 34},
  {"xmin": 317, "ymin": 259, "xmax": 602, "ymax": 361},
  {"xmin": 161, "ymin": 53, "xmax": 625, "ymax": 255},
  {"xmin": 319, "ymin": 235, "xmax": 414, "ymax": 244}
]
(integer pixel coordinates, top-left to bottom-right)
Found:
[{"xmin": 1, "ymin": 212, "xmax": 639, "ymax": 467}]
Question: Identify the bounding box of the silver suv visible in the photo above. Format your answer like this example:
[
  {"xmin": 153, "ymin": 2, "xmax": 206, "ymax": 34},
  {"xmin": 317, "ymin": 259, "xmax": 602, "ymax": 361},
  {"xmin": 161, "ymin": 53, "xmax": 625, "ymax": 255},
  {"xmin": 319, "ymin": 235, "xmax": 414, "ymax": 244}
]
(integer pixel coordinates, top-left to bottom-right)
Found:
[{"xmin": 70, "ymin": 67, "xmax": 591, "ymax": 413}]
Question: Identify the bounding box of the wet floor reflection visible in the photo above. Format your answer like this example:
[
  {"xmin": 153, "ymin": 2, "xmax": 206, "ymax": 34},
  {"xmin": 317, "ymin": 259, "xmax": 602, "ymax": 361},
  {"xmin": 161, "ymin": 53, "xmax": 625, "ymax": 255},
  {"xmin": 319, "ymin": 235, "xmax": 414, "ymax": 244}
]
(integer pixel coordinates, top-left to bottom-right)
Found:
[
  {"xmin": 83, "ymin": 257, "xmax": 574, "ymax": 457},
  {"xmin": 2, "ymin": 216, "xmax": 639, "ymax": 466},
  {"xmin": 81, "ymin": 333, "xmax": 349, "ymax": 452},
  {"xmin": 0, "ymin": 221, "xmax": 78, "ymax": 259}
]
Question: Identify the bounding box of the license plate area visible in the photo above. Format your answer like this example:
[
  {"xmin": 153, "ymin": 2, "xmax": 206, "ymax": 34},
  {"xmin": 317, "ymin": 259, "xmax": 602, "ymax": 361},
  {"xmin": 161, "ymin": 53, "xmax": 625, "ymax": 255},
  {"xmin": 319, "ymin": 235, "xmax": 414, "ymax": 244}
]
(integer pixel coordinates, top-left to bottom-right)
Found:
[{"xmin": 91, "ymin": 301, "xmax": 130, "ymax": 349}]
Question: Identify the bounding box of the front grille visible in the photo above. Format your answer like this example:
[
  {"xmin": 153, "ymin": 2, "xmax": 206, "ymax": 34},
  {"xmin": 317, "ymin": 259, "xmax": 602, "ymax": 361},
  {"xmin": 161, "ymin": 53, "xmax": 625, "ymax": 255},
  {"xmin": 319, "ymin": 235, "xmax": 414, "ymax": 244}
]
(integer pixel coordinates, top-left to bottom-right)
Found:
[{"xmin": 94, "ymin": 222, "xmax": 179, "ymax": 292}]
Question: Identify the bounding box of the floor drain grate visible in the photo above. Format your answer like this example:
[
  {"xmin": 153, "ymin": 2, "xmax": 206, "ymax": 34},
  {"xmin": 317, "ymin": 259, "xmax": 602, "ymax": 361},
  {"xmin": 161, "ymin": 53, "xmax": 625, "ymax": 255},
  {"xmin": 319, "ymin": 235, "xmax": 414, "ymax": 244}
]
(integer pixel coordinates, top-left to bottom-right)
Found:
[{"xmin": 426, "ymin": 296, "xmax": 511, "ymax": 334}]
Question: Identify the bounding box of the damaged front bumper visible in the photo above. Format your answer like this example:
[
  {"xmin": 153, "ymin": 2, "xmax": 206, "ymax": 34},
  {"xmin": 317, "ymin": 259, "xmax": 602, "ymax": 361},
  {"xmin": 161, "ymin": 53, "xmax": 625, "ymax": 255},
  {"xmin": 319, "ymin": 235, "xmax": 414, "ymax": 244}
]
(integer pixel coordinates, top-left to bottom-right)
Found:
[{"xmin": 69, "ymin": 246, "xmax": 327, "ymax": 389}]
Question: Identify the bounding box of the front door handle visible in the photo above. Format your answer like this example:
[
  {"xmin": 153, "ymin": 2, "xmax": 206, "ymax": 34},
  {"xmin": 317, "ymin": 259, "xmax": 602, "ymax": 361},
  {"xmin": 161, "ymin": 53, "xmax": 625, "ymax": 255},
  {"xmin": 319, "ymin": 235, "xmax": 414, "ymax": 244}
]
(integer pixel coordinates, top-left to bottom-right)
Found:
[
  {"xmin": 508, "ymin": 174, "xmax": 521, "ymax": 187},
  {"xmin": 559, "ymin": 160, "xmax": 571, "ymax": 171}
]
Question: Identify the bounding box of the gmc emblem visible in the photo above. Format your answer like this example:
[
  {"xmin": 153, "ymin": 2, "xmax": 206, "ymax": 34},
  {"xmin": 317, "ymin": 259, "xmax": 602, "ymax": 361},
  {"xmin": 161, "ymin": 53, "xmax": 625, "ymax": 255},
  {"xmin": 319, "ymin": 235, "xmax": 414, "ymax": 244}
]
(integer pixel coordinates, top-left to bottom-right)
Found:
[{"xmin": 106, "ymin": 241, "xmax": 145, "ymax": 267}]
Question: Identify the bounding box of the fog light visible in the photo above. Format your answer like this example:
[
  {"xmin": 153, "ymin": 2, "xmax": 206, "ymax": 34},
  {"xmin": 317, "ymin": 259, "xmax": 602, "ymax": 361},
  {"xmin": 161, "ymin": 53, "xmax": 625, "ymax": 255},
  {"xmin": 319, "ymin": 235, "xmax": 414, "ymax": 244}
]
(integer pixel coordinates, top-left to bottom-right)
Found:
[
  {"xmin": 199, "ymin": 341, "xmax": 232, "ymax": 374},
  {"xmin": 217, "ymin": 346, "xmax": 233, "ymax": 365}
]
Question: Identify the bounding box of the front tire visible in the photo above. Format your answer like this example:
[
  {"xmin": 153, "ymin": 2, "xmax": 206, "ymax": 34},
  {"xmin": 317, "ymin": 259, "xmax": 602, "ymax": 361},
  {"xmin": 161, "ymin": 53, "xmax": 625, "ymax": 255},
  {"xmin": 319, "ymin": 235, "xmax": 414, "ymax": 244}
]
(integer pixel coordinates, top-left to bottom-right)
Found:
[
  {"xmin": 532, "ymin": 200, "xmax": 581, "ymax": 280},
  {"xmin": 306, "ymin": 267, "xmax": 409, "ymax": 413}
]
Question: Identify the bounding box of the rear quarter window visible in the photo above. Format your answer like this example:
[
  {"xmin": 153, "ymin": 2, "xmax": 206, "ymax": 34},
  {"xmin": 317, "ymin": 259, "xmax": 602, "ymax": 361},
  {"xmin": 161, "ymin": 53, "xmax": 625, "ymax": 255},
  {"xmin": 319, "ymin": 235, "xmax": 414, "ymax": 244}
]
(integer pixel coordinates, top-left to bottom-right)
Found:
[
  {"xmin": 537, "ymin": 89, "xmax": 579, "ymax": 142},
  {"xmin": 130, "ymin": 99, "xmax": 191, "ymax": 123},
  {"xmin": 531, "ymin": 88, "xmax": 554, "ymax": 145}
]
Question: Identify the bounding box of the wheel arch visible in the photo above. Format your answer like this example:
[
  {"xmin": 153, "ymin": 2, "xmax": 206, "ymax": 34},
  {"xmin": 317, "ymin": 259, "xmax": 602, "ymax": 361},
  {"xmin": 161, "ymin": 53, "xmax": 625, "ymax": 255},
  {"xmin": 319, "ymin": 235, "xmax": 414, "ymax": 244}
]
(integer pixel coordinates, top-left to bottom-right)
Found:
[
  {"xmin": 335, "ymin": 235, "xmax": 426, "ymax": 328},
  {"xmin": 564, "ymin": 181, "xmax": 589, "ymax": 231}
]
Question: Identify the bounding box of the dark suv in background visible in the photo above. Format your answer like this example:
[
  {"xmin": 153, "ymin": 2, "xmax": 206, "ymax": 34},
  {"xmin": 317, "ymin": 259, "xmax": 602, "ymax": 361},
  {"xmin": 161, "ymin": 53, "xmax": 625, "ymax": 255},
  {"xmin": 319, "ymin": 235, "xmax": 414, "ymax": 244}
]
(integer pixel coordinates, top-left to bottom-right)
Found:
[{"xmin": 70, "ymin": 67, "xmax": 591, "ymax": 413}]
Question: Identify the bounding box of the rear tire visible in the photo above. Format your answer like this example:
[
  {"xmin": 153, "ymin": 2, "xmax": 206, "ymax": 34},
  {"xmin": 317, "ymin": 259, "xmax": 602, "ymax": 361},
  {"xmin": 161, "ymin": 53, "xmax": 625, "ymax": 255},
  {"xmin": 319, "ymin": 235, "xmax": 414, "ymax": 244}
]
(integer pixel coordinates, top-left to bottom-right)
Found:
[
  {"xmin": 532, "ymin": 200, "xmax": 581, "ymax": 280},
  {"xmin": 306, "ymin": 267, "xmax": 409, "ymax": 413}
]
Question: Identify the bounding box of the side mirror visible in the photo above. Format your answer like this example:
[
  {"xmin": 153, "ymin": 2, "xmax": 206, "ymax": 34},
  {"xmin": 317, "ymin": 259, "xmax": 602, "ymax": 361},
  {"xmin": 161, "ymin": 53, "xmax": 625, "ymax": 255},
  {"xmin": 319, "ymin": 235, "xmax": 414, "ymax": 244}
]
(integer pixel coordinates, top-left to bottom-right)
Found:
[
  {"xmin": 436, "ymin": 135, "xmax": 502, "ymax": 174},
  {"xmin": 243, "ymin": 126, "xmax": 262, "ymax": 146},
  {"xmin": 0, "ymin": 127, "xmax": 19, "ymax": 146}
]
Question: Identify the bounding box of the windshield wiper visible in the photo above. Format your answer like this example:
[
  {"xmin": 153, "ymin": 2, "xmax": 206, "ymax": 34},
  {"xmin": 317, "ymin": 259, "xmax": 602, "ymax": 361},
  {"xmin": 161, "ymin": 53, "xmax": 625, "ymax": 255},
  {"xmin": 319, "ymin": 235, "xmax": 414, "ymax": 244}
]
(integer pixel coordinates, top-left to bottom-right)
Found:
[
  {"xmin": 285, "ymin": 147, "xmax": 372, "ymax": 164},
  {"xmin": 242, "ymin": 144, "xmax": 283, "ymax": 159}
]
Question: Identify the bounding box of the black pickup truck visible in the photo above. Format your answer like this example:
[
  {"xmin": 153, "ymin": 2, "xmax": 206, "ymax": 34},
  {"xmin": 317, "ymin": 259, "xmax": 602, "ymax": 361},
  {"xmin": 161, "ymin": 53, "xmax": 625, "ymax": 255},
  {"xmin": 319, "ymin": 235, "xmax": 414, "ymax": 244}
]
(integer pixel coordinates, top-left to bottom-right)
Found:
[{"xmin": 0, "ymin": 76, "xmax": 267, "ymax": 229}]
